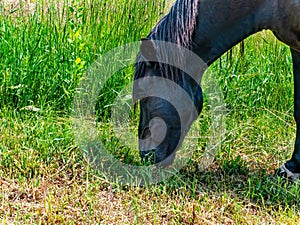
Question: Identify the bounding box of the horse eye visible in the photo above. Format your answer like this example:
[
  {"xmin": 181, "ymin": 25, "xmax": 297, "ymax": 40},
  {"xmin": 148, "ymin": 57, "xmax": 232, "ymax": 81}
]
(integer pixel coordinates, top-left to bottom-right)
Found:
[{"xmin": 141, "ymin": 127, "xmax": 151, "ymax": 139}]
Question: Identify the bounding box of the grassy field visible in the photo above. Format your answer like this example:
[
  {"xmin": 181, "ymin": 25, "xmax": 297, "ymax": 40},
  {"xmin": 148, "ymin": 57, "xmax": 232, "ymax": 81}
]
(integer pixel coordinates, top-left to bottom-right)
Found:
[{"xmin": 1, "ymin": 0, "xmax": 300, "ymax": 224}]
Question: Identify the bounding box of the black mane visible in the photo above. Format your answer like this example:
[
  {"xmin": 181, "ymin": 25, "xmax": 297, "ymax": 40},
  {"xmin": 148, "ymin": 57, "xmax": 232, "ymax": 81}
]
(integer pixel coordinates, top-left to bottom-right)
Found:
[{"xmin": 134, "ymin": 0, "xmax": 200, "ymax": 81}]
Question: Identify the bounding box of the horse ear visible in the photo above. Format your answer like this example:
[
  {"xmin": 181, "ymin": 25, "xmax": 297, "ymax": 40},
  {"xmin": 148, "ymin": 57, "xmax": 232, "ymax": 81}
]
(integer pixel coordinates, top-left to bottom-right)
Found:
[{"xmin": 140, "ymin": 38, "xmax": 158, "ymax": 63}]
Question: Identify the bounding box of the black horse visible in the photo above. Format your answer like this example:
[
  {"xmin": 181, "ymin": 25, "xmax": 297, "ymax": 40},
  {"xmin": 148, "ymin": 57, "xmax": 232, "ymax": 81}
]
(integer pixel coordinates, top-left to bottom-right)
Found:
[{"xmin": 133, "ymin": 0, "xmax": 300, "ymax": 180}]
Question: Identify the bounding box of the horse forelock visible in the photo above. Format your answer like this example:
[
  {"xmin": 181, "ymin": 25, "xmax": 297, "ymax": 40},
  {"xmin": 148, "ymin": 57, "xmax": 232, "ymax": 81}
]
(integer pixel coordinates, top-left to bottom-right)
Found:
[{"xmin": 134, "ymin": 0, "xmax": 200, "ymax": 82}]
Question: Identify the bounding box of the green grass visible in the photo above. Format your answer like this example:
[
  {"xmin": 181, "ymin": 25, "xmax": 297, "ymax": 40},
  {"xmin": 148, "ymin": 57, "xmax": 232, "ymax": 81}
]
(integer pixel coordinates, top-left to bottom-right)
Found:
[
  {"xmin": 1, "ymin": 0, "xmax": 300, "ymax": 224},
  {"xmin": 0, "ymin": 0, "xmax": 166, "ymax": 111}
]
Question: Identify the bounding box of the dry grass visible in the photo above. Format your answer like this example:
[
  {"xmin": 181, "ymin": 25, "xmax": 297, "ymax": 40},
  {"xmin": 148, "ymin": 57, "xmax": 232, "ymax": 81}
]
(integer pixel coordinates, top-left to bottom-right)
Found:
[
  {"xmin": 2, "ymin": 0, "xmax": 36, "ymax": 14},
  {"xmin": 1, "ymin": 168, "xmax": 299, "ymax": 224},
  {"xmin": 0, "ymin": 175, "xmax": 134, "ymax": 224}
]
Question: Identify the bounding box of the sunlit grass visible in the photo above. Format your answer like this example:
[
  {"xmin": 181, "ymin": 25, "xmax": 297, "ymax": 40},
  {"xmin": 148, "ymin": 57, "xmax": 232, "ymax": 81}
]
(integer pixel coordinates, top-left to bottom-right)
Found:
[{"xmin": 0, "ymin": 1, "xmax": 299, "ymax": 224}]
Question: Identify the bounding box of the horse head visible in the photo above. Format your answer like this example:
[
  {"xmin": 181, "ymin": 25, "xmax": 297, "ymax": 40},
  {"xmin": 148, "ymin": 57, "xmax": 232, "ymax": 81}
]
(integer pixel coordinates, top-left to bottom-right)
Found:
[{"xmin": 133, "ymin": 39, "xmax": 203, "ymax": 167}]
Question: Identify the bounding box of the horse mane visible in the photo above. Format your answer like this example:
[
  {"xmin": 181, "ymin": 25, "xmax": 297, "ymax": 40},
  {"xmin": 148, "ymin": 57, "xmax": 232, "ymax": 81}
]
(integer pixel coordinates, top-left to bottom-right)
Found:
[
  {"xmin": 149, "ymin": 0, "xmax": 199, "ymax": 50},
  {"xmin": 134, "ymin": 0, "xmax": 200, "ymax": 82}
]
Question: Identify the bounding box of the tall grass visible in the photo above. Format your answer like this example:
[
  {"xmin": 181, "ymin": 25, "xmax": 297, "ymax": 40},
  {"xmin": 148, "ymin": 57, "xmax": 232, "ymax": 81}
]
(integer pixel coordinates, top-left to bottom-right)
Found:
[
  {"xmin": 0, "ymin": 0, "xmax": 166, "ymax": 111},
  {"xmin": 211, "ymin": 32, "xmax": 293, "ymax": 116}
]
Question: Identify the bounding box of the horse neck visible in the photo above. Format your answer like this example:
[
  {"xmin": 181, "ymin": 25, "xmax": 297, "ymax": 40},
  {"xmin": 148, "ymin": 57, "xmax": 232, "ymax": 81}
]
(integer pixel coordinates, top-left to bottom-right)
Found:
[{"xmin": 192, "ymin": 0, "xmax": 278, "ymax": 66}]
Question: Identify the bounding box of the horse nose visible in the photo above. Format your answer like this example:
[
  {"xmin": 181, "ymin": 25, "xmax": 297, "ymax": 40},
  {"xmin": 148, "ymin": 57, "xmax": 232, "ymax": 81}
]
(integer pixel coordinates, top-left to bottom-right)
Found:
[{"xmin": 140, "ymin": 149, "xmax": 156, "ymax": 165}]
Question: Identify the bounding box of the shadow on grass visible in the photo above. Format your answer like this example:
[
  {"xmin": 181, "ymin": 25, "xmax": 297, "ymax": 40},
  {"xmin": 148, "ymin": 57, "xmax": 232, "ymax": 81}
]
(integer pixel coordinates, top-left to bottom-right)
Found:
[
  {"xmin": 90, "ymin": 132, "xmax": 299, "ymax": 209},
  {"xmin": 159, "ymin": 158, "xmax": 300, "ymax": 210}
]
